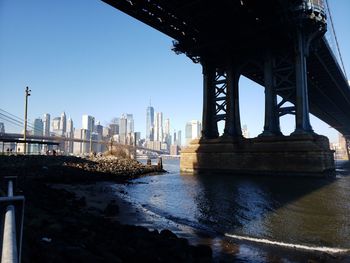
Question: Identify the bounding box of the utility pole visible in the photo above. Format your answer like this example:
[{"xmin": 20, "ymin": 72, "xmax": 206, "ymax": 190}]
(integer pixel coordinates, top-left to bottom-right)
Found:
[
  {"xmin": 24, "ymin": 87, "xmax": 31, "ymax": 155},
  {"xmin": 89, "ymin": 132, "xmax": 92, "ymax": 155}
]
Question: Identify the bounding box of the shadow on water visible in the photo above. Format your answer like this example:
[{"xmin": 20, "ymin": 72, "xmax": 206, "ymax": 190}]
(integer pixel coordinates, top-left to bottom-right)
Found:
[{"xmin": 126, "ymin": 159, "xmax": 350, "ymax": 261}]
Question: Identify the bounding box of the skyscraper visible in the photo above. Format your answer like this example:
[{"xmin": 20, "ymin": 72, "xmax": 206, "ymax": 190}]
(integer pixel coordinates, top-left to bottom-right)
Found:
[
  {"xmin": 32, "ymin": 118, "xmax": 43, "ymax": 153},
  {"xmin": 185, "ymin": 122, "xmax": 192, "ymax": 146},
  {"xmin": 52, "ymin": 117, "xmax": 60, "ymax": 134},
  {"xmin": 66, "ymin": 117, "xmax": 74, "ymax": 135},
  {"xmin": 191, "ymin": 120, "xmax": 201, "ymax": 140},
  {"xmin": 119, "ymin": 115, "xmax": 128, "ymax": 144},
  {"xmin": 43, "ymin": 113, "xmax": 50, "ymax": 136},
  {"xmin": 74, "ymin": 128, "xmax": 90, "ymax": 154},
  {"xmin": 60, "ymin": 112, "xmax": 66, "ymax": 134},
  {"xmin": 33, "ymin": 118, "xmax": 43, "ymax": 136},
  {"xmin": 146, "ymin": 105, "xmax": 154, "ymax": 141},
  {"xmin": 164, "ymin": 118, "xmax": 170, "ymax": 135},
  {"xmin": 154, "ymin": 112, "xmax": 163, "ymax": 142},
  {"xmin": 66, "ymin": 117, "xmax": 74, "ymax": 153},
  {"xmin": 164, "ymin": 118, "xmax": 171, "ymax": 148},
  {"xmin": 127, "ymin": 114, "xmax": 134, "ymax": 134},
  {"xmin": 185, "ymin": 120, "xmax": 201, "ymax": 145},
  {"xmin": 82, "ymin": 115, "xmax": 95, "ymax": 132},
  {"xmin": 177, "ymin": 130, "xmax": 182, "ymax": 146},
  {"xmin": 242, "ymin": 124, "xmax": 249, "ymax": 138},
  {"xmin": 109, "ymin": 123, "xmax": 119, "ymax": 136},
  {"xmin": 95, "ymin": 121, "xmax": 103, "ymax": 137}
]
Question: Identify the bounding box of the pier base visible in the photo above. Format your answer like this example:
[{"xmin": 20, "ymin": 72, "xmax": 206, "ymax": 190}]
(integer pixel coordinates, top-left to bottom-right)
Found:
[{"xmin": 180, "ymin": 135, "xmax": 335, "ymax": 176}]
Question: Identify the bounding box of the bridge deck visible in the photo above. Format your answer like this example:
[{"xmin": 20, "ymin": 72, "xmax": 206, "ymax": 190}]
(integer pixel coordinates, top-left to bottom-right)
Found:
[{"xmin": 103, "ymin": 0, "xmax": 350, "ymax": 136}]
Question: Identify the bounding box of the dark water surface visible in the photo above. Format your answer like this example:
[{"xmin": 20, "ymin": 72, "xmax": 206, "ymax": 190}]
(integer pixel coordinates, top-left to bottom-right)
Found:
[{"xmin": 112, "ymin": 159, "xmax": 350, "ymax": 262}]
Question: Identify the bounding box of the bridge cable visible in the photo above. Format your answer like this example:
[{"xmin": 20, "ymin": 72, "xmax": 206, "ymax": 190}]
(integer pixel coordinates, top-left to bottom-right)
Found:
[
  {"xmin": 0, "ymin": 113, "xmax": 38, "ymax": 132},
  {"xmin": 0, "ymin": 111, "xmax": 42, "ymax": 134},
  {"xmin": 325, "ymin": 0, "xmax": 348, "ymax": 80}
]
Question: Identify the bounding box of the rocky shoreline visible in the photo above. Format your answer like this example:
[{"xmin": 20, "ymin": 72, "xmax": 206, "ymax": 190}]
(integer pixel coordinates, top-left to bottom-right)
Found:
[{"xmin": 0, "ymin": 155, "xmax": 213, "ymax": 263}]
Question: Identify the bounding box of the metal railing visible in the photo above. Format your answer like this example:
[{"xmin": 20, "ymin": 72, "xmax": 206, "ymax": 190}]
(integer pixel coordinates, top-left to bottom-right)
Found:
[{"xmin": 0, "ymin": 177, "xmax": 25, "ymax": 263}]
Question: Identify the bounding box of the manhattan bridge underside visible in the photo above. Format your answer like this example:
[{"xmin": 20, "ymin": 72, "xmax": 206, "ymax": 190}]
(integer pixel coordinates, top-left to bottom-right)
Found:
[{"xmin": 103, "ymin": 0, "xmax": 350, "ymax": 176}]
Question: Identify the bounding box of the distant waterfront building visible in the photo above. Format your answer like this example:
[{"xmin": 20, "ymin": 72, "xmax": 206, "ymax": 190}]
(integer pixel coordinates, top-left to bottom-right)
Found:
[
  {"xmin": 95, "ymin": 122, "xmax": 103, "ymax": 137},
  {"xmin": 66, "ymin": 117, "xmax": 73, "ymax": 135},
  {"xmin": 134, "ymin": 132, "xmax": 141, "ymax": 146},
  {"xmin": 185, "ymin": 121, "xmax": 201, "ymax": 145},
  {"xmin": 119, "ymin": 115, "xmax": 128, "ymax": 144},
  {"xmin": 33, "ymin": 118, "xmax": 44, "ymax": 136},
  {"xmin": 0, "ymin": 122, "xmax": 4, "ymax": 133},
  {"xmin": 164, "ymin": 118, "xmax": 171, "ymax": 148},
  {"xmin": 32, "ymin": 118, "xmax": 43, "ymax": 153},
  {"xmin": 52, "ymin": 117, "xmax": 61, "ymax": 134},
  {"xmin": 177, "ymin": 130, "xmax": 182, "ymax": 146},
  {"xmin": 91, "ymin": 132, "xmax": 101, "ymax": 153},
  {"xmin": 242, "ymin": 124, "xmax": 250, "ymax": 138},
  {"xmin": 191, "ymin": 120, "xmax": 201, "ymax": 140},
  {"xmin": 146, "ymin": 140, "xmax": 161, "ymax": 151},
  {"xmin": 82, "ymin": 115, "xmax": 95, "ymax": 132},
  {"xmin": 170, "ymin": 145, "xmax": 179, "ymax": 155},
  {"xmin": 94, "ymin": 122, "xmax": 103, "ymax": 153},
  {"xmin": 73, "ymin": 129, "xmax": 82, "ymax": 154},
  {"xmin": 74, "ymin": 128, "xmax": 90, "ymax": 154},
  {"xmin": 146, "ymin": 105, "xmax": 154, "ymax": 141},
  {"xmin": 66, "ymin": 117, "xmax": 74, "ymax": 153},
  {"xmin": 60, "ymin": 112, "xmax": 67, "ymax": 134},
  {"xmin": 185, "ymin": 122, "xmax": 192, "ymax": 146},
  {"xmin": 127, "ymin": 114, "xmax": 134, "ymax": 134},
  {"xmin": 109, "ymin": 123, "xmax": 119, "ymax": 136},
  {"xmin": 43, "ymin": 113, "xmax": 50, "ymax": 136},
  {"xmin": 103, "ymin": 126, "xmax": 111, "ymax": 138},
  {"xmin": 154, "ymin": 112, "xmax": 163, "ymax": 142}
]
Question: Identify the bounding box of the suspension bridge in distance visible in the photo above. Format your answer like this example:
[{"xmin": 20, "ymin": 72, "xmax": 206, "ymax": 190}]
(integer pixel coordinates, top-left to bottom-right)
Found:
[{"xmin": 0, "ymin": 132, "xmax": 168, "ymax": 157}]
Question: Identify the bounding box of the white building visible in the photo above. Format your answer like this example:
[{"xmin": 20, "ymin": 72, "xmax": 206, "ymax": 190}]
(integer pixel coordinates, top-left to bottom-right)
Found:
[
  {"xmin": 73, "ymin": 128, "xmax": 90, "ymax": 155},
  {"xmin": 185, "ymin": 120, "xmax": 202, "ymax": 145},
  {"xmin": 60, "ymin": 112, "xmax": 66, "ymax": 134},
  {"xmin": 52, "ymin": 117, "xmax": 61, "ymax": 135},
  {"xmin": 66, "ymin": 117, "xmax": 74, "ymax": 153},
  {"xmin": 242, "ymin": 124, "xmax": 250, "ymax": 138},
  {"xmin": 127, "ymin": 114, "xmax": 134, "ymax": 134},
  {"xmin": 119, "ymin": 115, "xmax": 128, "ymax": 144},
  {"xmin": 154, "ymin": 112, "xmax": 163, "ymax": 142},
  {"xmin": 43, "ymin": 113, "xmax": 50, "ymax": 136},
  {"xmin": 82, "ymin": 115, "xmax": 95, "ymax": 132}
]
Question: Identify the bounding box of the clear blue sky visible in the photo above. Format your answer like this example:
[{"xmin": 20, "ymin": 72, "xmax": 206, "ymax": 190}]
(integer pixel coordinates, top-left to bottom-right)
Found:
[{"xmin": 0, "ymin": 0, "xmax": 349, "ymax": 142}]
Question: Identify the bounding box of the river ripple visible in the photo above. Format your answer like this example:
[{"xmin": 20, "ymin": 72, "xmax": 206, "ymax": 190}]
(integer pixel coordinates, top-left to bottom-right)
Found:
[{"xmin": 112, "ymin": 159, "xmax": 350, "ymax": 262}]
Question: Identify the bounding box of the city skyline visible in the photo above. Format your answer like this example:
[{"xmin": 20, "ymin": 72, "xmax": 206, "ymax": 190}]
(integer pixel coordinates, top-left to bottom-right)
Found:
[{"xmin": 0, "ymin": 0, "xmax": 349, "ymax": 143}]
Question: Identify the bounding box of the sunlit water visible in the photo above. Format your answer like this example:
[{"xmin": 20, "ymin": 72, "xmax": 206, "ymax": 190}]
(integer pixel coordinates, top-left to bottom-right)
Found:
[{"xmin": 111, "ymin": 159, "xmax": 350, "ymax": 262}]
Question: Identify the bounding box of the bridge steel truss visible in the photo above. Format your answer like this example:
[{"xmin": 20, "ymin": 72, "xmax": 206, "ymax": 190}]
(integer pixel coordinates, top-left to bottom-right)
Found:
[{"xmin": 103, "ymin": 0, "xmax": 350, "ymax": 140}]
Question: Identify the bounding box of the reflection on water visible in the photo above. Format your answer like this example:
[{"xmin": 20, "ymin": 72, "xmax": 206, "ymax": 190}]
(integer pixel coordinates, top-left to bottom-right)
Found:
[{"xmin": 115, "ymin": 159, "xmax": 350, "ymax": 261}]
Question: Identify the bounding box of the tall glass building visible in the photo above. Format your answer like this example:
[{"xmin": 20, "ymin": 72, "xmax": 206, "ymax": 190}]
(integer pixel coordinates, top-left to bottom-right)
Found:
[{"xmin": 146, "ymin": 105, "xmax": 154, "ymax": 141}]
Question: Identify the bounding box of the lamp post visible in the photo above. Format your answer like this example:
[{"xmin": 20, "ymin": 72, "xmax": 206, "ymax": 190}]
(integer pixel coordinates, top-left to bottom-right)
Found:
[{"xmin": 24, "ymin": 87, "xmax": 31, "ymax": 155}]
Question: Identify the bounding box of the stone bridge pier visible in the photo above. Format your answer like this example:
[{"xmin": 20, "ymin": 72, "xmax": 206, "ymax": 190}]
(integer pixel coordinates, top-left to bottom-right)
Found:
[
  {"xmin": 180, "ymin": 4, "xmax": 335, "ymax": 176},
  {"xmin": 181, "ymin": 53, "xmax": 335, "ymax": 176}
]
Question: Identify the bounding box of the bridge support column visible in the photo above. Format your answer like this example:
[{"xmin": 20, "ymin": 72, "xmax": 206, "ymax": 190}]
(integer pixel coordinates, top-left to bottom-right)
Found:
[
  {"xmin": 292, "ymin": 27, "xmax": 313, "ymax": 135},
  {"xmin": 224, "ymin": 65, "xmax": 242, "ymax": 137},
  {"xmin": 261, "ymin": 52, "xmax": 282, "ymax": 136},
  {"xmin": 201, "ymin": 60, "xmax": 219, "ymax": 139}
]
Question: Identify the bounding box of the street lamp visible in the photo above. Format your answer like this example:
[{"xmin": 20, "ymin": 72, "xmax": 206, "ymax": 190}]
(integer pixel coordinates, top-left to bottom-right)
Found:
[{"xmin": 24, "ymin": 86, "xmax": 31, "ymax": 155}]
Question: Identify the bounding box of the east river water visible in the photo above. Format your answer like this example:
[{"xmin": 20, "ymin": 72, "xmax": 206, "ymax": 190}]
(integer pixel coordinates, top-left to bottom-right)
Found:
[{"xmin": 111, "ymin": 159, "xmax": 350, "ymax": 262}]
